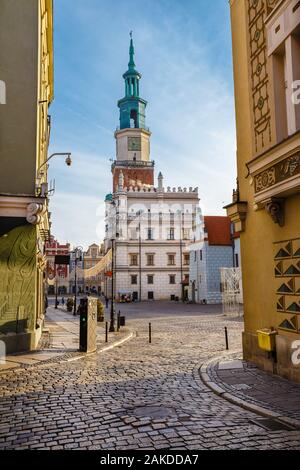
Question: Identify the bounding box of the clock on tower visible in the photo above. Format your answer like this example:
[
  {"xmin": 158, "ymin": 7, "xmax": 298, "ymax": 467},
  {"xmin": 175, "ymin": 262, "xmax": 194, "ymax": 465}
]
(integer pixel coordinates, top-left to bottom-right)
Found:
[{"xmin": 128, "ymin": 137, "xmax": 141, "ymax": 151}]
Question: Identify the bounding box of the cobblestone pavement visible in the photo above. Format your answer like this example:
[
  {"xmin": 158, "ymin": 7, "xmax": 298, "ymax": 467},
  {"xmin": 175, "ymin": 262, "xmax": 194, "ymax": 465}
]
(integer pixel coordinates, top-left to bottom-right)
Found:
[{"xmin": 0, "ymin": 312, "xmax": 300, "ymax": 450}]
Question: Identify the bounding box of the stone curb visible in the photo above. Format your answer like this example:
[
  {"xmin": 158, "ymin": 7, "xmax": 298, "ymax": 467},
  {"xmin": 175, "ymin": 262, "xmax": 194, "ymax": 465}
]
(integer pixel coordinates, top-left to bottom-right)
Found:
[
  {"xmin": 63, "ymin": 330, "xmax": 135, "ymax": 363},
  {"xmin": 0, "ymin": 330, "xmax": 135, "ymax": 373},
  {"xmin": 198, "ymin": 354, "xmax": 300, "ymax": 431}
]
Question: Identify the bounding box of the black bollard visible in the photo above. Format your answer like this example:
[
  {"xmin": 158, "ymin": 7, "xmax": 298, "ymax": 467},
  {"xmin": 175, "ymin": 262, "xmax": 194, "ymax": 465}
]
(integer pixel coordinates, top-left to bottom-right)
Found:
[
  {"xmin": 225, "ymin": 326, "xmax": 229, "ymax": 350},
  {"xmin": 117, "ymin": 311, "xmax": 121, "ymax": 331},
  {"xmin": 149, "ymin": 322, "xmax": 152, "ymax": 344},
  {"xmin": 105, "ymin": 321, "xmax": 108, "ymax": 343}
]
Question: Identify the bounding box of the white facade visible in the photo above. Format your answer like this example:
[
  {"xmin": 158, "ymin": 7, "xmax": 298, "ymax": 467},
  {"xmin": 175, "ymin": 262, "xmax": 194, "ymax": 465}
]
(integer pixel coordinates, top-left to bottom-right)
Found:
[
  {"xmin": 104, "ymin": 174, "xmax": 200, "ymax": 301},
  {"xmin": 104, "ymin": 39, "xmax": 201, "ymax": 300}
]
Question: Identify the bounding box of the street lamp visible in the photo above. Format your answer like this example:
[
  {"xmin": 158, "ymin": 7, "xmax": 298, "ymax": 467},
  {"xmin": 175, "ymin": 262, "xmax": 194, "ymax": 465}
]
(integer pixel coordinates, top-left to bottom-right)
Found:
[
  {"xmin": 55, "ymin": 265, "xmax": 63, "ymax": 308},
  {"xmin": 55, "ymin": 276, "xmax": 58, "ymax": 309},
  {"xmin": 109, "ymin": 233, "xmax": 119, "ymax": 332},
  {"xmin": 177, "ymin": 210, "xmax": 184, "ymax": 302},
  {"xmin": 137, "ymin": 210, "xmax": 143, "ymax": 302},
  {"xmin": 36, "ymin": 152, "xmax": 72, "ymax": 180},
  {"xmin": 73, "ymin": 246, "xmax": 83, "ymax": 316}
]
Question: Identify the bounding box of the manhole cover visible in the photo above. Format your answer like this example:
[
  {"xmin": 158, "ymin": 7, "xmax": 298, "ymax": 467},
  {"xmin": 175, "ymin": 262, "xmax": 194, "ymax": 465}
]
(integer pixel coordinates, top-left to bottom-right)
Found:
[
  {"xmin": 250, "ymin": 418, "xmax": 295, "ymax": 431},
  {"xmin": 131, "ymin": 406, "xmax": 177, "ymax": 419}
]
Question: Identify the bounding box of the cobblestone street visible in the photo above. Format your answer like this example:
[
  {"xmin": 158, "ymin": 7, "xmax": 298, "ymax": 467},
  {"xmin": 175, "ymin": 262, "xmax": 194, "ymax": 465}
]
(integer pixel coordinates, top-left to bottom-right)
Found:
[{"xmin": 1, "ymin": 306, "xmax": 300, "ymax": 450}]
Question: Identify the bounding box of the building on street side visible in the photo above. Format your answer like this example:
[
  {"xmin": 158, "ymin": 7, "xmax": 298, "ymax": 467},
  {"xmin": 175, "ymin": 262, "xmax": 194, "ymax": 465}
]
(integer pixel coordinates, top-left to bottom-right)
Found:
[
  {"xmin": 226, "ymin": 0, "xmax": 300, "ymax": 382},
  {"xmin": 104, "ymin": 36, "xmax": 200, "ymax": 302},
  {"xmin": 188, "ymin": 216, "xmax": 240, "ymax": 304},
  {"xmin": 45, "ymin": 236, "xmax": 70, "ymax": 295},
  {"xmin": 0, "ymin": 0, "xmax": 54, "ymax": 352},
  {"xmin": 82, "ymin": 243, "xmax": 104, "ymax": 295}
]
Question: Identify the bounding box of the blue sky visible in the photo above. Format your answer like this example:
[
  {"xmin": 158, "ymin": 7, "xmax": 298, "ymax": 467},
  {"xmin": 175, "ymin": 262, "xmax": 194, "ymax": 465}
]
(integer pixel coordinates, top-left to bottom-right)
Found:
[{"xmin": 48, "ymin": 0, "xmax": 236, "ymax": 249}]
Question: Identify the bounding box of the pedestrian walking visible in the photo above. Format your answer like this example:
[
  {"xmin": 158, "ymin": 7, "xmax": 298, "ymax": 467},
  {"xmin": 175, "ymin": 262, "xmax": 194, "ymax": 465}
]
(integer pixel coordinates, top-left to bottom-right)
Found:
[
  {"xmin": 105, "ymin": 296, "xmax": 109, "ymax": 308},
  {"xmin": 62, "ymin": 297, "xmax": 65, "ymax": 306}
]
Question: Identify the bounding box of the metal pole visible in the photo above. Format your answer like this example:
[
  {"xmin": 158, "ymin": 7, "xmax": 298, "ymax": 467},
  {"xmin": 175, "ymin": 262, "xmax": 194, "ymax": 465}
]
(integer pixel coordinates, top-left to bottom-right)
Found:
[
  {"xmin": 149, "ymin": 322, "xmax": 152, "ymax": 344},
  {"xmin": 109, "ymin": 239, "xmax": 115, "ymax": 332},
  {"xmin": 225, "ymin": 326, "xmax": 229, "ymax": 350},
  {"xmin": 179, "ymin": 212, "xmax": 184, "ymax": 302},
  {"xmin": 117, "ymin": 310, "xmax": 120, "ymax": 331},
  {"xmin": 73, "ymin": 255, "xmax": 77, "ymax": 315},
  {"xmin": 139, "ymin": 214, "xmax": 142, "ymax": 302},
  {"xmin": 55, "ymin": 277, "xmax": 58, "ymax": 309},
  {"xmin": 16, "ymin": 306, "xmax": 19, "ymax": 334},
  {"xmin": 105, "ymin": 321, "xmax": 108, "ymax": 343}
]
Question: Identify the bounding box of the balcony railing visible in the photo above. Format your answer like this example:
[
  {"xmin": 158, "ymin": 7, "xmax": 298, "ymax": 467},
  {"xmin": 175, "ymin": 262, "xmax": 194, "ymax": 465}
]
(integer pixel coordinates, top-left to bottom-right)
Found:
[
  {"xmin": 111, "ymin": 160, "xmax": 155, "ymax": 168},
  {"xmin": 116, "ymin": 126, "xmax": 150, "ymax": 132}
]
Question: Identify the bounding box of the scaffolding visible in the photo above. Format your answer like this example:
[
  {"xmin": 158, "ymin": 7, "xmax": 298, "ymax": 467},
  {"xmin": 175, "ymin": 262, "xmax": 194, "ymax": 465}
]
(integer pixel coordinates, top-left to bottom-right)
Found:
[{"xmin": 220, "ymin": 267, "xmax": 243, "ymax": 317}]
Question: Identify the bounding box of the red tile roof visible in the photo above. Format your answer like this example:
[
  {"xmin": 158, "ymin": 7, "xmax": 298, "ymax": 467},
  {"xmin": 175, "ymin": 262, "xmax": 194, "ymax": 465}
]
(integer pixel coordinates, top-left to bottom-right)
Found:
[{"xmin": 204, "ymin": 216, "xmax": 232, "ymax": 246}]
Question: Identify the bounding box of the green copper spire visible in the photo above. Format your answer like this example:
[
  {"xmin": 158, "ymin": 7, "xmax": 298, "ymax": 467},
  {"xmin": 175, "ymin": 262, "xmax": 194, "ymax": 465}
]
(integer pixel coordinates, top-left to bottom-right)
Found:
[
  {"xmin": 118, "ymin": 34, "xmax": 148, "ymax": 130},
  {"xmin": 128, "ymin": 31, "xmax": 135, "ymax": 70}
]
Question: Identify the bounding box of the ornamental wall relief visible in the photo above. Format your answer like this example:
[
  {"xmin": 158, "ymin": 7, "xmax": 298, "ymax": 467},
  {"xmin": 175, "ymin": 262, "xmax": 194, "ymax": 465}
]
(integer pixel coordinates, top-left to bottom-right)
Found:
[
  {"xmin": 247, "ymin": 0, "xmax": 281, "ymax": 153},
  {"xmin": 254, "ymin": 152, "xmax": 300, "ymax": 193}
]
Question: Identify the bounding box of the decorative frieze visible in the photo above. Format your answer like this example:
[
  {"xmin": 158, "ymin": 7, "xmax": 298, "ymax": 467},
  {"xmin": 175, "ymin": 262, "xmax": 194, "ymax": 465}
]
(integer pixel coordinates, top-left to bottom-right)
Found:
[{"xmin": 254, "ymin": 151, "xmax": 300, "ymax": 193}]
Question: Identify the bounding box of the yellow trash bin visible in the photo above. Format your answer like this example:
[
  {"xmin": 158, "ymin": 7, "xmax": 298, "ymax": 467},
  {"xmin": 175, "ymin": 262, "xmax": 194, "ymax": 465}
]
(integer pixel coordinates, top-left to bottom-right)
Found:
[{"xmin": 257, "ymin": 329, "xmax": 277, "ymax": 352}]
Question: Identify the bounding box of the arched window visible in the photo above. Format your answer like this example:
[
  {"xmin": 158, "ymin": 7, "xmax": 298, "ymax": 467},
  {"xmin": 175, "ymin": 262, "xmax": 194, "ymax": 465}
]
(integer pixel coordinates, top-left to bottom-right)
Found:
[{"xmin": 130, "ymin": 109, "xmax": 138, "ymax": 128}]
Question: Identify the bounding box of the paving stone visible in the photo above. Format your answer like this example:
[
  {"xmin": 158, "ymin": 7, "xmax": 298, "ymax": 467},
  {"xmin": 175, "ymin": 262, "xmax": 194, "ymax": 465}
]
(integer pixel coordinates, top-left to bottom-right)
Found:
[{"xmin": 0, "ymin": 310, "xmax": 299, "ymax": 450}]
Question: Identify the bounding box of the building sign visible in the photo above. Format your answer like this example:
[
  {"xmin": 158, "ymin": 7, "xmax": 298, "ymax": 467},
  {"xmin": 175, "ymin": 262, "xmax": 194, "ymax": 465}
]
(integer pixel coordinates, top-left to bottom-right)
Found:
[{"xmin": 55, "ymin": 255, "xmax": 70, "ymax": 265}]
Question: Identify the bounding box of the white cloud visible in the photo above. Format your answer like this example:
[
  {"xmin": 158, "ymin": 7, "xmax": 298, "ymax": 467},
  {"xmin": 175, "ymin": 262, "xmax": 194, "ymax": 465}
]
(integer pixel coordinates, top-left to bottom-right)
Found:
[{"xmin": 49, "ymin": 191, "xmax": 105, "ymax": 249}]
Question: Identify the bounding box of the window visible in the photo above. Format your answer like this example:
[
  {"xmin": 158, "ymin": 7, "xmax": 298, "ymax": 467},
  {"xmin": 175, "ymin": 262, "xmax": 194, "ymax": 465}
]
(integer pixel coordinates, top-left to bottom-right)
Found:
[
  {"xmin": 130, "ymin": 254, "xmax": 138, "ymax": 266},
  {"xmin": 147, "ymin": 228, "xmax": 153, "ymax": 240},
  {"xmin": 200, "ymin": 250, "xmax": 203, "ymax": 261},
  {"xmin": 131, "ymin": 275, "xmax": 137, "ymax": 285},
  {"xmin": 147, "ymin": 275, "xmax": 154, "ymax": 285},
  {"xmin": 235, "ymin": 253, "xmax": 239, "ymax": 268},
  {"xmin": 183, "ymin": 228, "xmax": 190, "ymax": 240},
  {"xmin": 194, "ymin": 251, "xmax": 197, "ymax": 262},
  {"xmin": 132, "ymin": 291, "xmax": 138, "ymax": 301},
  {"xmin": 130, "ymin": 109, "xmax": 138, "ymax": 128},
  {"xmin": 183, "ymin": 253, "xmax": 190, "ymax": 265},
  {"xmin": 169, "ymin": 275, "xmax": 176, "ymax": 284},
  {"xmin": 168, "ymin": 228, "xmax": 175, "ymax": 240},
  {"xmin": 148, "ymin": 291, "xmax": 154, "ymax": 300},
  {"xmin": 268, "ymin": 13, "xmax": 300, "ymax": 140},
  {"xmin": 146, "ymin": 254, "xmax": 154, "ymax": 266},
  {"xmin": 168, "ymin": 254, "xmax": 176, "ymax": 265},
  {"xmin": 129, "ymin": 228, "xmax": 138, "ymax": 240}
]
